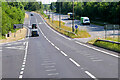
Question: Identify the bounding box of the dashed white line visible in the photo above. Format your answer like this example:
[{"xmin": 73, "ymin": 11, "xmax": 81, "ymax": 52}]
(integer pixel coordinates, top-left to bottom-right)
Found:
[
  {"xmin": 19, "ymin": 75, "xmax": 23, "ymax": 79},
  {"xmin": 45, "ymin": 69, "xmax": 56, "ymax": 71},
  {"xmin": 85, "ymin": 71, "xmax": 97, "ymax": 80},
  {"xmin": 69, "ymin": 58, "xmax": 80, "ymax": 67},
  {"xmin": 41, "ymin": 63, "xmax": 56, "ymax": 65},
  {"xmin": 55, "ymin": 46, "xmax": 60, "ymax": 50},
  {"xmin": 92, "ymin": 59, "xmax": 103, "ymax": 62},
  {"xmin": 75, "ymin": 41, "xmax": 119, "ymax": 58},
  {"xmin": 19, "ymin": 42, "xmax": 29, "ymax": 78},
  {"xmin": 20, "ymin": 71, "xmax": 24, "ymax": 75},
  {"xmin": 21, "ymin": 68, "xmax": 25, "ymax": 71},
  {"xmin": 45, "ymin": 66, "xmax": 55, "ymax": 68},
  {"xmin": 51, "ymin": 43, "xmax": 55, "ymax": 46},
  {"xmin": 48, "ymin": 73, "xmax": 59, "ymax": 76},
  {"xmin": 60, "ymin": 51, "xmax": 67, "ymax": 56}
]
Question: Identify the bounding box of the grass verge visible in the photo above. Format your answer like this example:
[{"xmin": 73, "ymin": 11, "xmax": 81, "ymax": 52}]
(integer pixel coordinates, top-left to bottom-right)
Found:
[
  {"xmin": 88, "ymin": 37, "xmax": 120, "ymax": 52},
  {"xmin": 35, "ymin": 11, "xmax": 91, "ymax": 38}
]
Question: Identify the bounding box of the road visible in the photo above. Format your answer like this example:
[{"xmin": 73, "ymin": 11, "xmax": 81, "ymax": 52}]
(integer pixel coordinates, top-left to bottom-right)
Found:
[
  {"xmin": 2, "ymin": 12, "xmax": 119, "ymax": 79},
  {"xmin": 44, "ymin": 11, "xmax": 119, "ymax": 43}
]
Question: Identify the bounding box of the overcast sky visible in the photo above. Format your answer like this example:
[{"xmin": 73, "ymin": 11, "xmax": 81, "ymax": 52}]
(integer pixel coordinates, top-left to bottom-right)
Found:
[{"xmin": 36, "ymin": 0, "xmax": 57, "ymax": 4}]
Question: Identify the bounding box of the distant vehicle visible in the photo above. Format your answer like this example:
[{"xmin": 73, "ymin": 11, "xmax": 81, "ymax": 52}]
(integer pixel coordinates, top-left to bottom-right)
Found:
[
  {"xmin": 32, "ymin": 24, "xmax": 37, "ymax": 29},
  {"xmin": 31, "ymin": 14, "xmax": 33, "ymax": 16},
  {"xmin": 81, "ymin": 17, "xmax": 90, "ymax": 25},
  {"xmin": 31, "ymin": 29, "xmax": 39, "ymax": 37},
  {"xmin": 67, "ymin": 12, "xmax": 73, "ymax": 20}
]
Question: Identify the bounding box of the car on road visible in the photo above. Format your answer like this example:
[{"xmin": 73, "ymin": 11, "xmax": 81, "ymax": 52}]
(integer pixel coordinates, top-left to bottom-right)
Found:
[
  {"xmin": 32, "ymin": 24, "xmax": 37, "ymax": 29},
  {"xmin": 31, "ymin": 29, "xmax": 39, "ymax": 37},
  {"xmin": 31, "ymin": 14, "xmax": 33, "ymax": 16},
  {"xmin": 81, "ymin": 17, "xmax": 90, "ymax": 25}
]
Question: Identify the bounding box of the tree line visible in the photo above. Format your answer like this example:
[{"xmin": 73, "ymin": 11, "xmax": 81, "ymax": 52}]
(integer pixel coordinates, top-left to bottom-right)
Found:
[
  {"xmin": 51, "ymin": 2, "xmax": 120, "ymax": 24},
  {"xmin": 1, "ymin": 1, "xmax": 43, "ymax": 37}
]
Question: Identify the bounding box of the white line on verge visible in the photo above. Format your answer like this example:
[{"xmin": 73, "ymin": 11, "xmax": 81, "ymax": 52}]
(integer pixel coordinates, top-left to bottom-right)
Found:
[
  {"xmin": 69, "ymin": 58, "xmax": 80, "ymax": 67},
  {"xmin": 75, "ymin": 41, "xmax": 119, "ymax": 58}
]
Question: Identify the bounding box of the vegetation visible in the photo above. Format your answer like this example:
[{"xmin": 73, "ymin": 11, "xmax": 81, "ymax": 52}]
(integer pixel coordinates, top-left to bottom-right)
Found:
[
  {"xmin": 94, "ymin": 41, "xmax": 120, "ymax": 52},
  {"xmin": 53, "ymin": 2, "xmax": 120, "ymax": 24},
  {"xmin": 1, "ymin": 1, "xmax": 43, "ymax": 39},
  {"xmin": 1, "ymin": 2, "xmax": 25, "ymax": 37},
  {"xmin": 37, "ymin": 11, "xmax": 90, "ymax": 38},
  {"xmin": 88, "ymin": 37, "xmax": 120, "ymax": 52}
]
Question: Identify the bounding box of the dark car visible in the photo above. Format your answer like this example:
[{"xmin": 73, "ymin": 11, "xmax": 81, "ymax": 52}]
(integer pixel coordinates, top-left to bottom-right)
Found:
[
  {"xmin": 31, "ymin": 14, "xmax": 33, "ymax": 16},
  {"xmin": 31, "ymin": 29, "xmax": 39, "ymax": 37},
  {"xmin": 32, "ymin": 24, "xmax": 37, "ymax": 29}
]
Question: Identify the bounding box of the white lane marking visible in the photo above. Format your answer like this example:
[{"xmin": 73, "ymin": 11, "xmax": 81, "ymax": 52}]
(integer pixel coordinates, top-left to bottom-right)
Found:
[
  {"xmin": 45, "ymin": 66, "xmax": 55, "ymax": 68},
  {"xmin": 19, "ymin": 75, "xmax": 23, "ymax": 79},
  {"xmin": 20, "ymin": 71, "xmax": 24, "ymax": 75},
  {"xmin": 75, "ymin": 41, "xmax": 119, "ymax": 58},
  {"xmin": 85, "ymin": 71, "xmax": 97, "ymax": 80},
  {"xmin": 92, "ymin": 59, "xmax": 103, "ymax": 62},
  {"xmin": 41, "ymin": 63, "xmax": 56, "ymax": 65},
  {"xmin": 0, "ymin": 50, "xmax": 2, "ymax": 51},
  {"xmin": 51, "ymin": 43, "xmax": 55, "ymax": 46},
  {"xmin": 48, "ymin": 73, "xmax": 59, "ymax": 76},
  {"xmin": 55, "ymin": 46, "xmax": 60, "ymax": 50},
  {"xmin": 43, "ymin": 61, "xmax": 53, "ymax": 63},
  {"xmin": 69, "ymin": 58, "xmax": 80, "ymax": 67},
  {"xmin": 90, "ymin": 58, "xmax": 99, "ymax": 60},
  {"xmin": 46, "ymin": 69, "xmax": 56, "ymax": 71},
  {"xmin": 21, "ymin": 68, "xmax": 24, "ymax": 71},
  {"xmin": 37, "ymin": 13, "xmax": 71, "ymax": 41},
  {"xmin": 60, "ymin": 51, "xmax": 67, "ymax": 56},
  {"xmin": 22, "ymin": 65, "xmax": 25, "ymax": 68},
  {"xmin": 19, "ymin": 42, "xmax": 29, "ymax": 79}
]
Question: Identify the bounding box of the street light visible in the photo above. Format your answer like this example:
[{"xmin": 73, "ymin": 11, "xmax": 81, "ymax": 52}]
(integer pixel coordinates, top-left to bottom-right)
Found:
[
  {"xmin": 72, "ymin": 0, "xmax": 74, "ymax": 32},
  {"xmin": 59, "ymin": 2, "xmax": 61, "ymax": 28}
]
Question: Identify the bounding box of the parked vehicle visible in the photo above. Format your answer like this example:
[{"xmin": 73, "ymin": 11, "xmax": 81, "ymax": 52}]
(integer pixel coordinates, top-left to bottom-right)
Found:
[
  {"xmin": 31, "ymin": 29, "xmax": 39, "ymax": 37},
  {"xmin": 81, "ymin": 17, "xmax": 90, "ymax": 25}
]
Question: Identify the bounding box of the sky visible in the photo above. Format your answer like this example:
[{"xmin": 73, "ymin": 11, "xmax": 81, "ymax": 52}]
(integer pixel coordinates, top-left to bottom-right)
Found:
[{"xmin": 36, "ymin": 0, "xmax": 57, "ymax": 4}]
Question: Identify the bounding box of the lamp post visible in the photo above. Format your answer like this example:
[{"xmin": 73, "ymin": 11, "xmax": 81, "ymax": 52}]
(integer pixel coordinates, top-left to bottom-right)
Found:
[
  {"xmin": 59, "ymin": 2, "xmax": 61, "ymax": 28},
  {"xmin": 72, "ymin": 0, "xmax": 74, "ymax": 32}
]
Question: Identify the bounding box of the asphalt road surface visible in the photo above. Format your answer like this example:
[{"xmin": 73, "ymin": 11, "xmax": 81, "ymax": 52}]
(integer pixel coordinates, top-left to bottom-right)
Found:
[{"xmin": 2, "ymin": 12, "xmax": 119, "ymax": 80}]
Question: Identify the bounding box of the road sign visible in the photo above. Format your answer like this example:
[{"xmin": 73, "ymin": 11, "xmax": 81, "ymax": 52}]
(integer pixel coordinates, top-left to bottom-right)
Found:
[
  {"xmin": 13, "ymin": 24, "xmax": 23, "ymax": 29},
  {"xmin": 75, "ymin": 25, "xmax": 78, "ymax": 29}
]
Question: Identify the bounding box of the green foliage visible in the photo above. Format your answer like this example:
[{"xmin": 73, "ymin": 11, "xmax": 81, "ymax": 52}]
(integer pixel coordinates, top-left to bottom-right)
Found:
[
  {"xmin": 1, "ymin": 2, "xmax": 25, "ymax": 36},
  {"xmin": 24, "ymin": 2, "xmax": 43, "ymax": 11},
  {"xmin": 55, "ymin": 2, "xmax": 120, "ymax": 24},
  {"xmin": 94, "ymin": 41, "xmax": 120, "ymax": 52}
]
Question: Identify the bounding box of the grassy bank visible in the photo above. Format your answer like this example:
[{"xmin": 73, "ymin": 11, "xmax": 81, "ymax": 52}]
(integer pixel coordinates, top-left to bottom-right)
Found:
[
  {"xmin": 35, "ymin": 11, "xmax": 91, "ymax": 38},
  {"xmin": 88, "ymin": 37, "xmax": 120, "ymax": 52}
]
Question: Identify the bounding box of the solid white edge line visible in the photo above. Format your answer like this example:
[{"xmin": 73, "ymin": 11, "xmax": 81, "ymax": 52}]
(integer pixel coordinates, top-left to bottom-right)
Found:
[
  {"xmin": 60, "ymin": 51, "xmax": 67, "ymax": 56},
  {"xmin": 69, "ymin": 58, "xmax": 80, "ymax": 67},
  {"xmin": 75, "ymin": 41, "xmax": 119, "ymax": 58},
  {"xmin": 85, "ymin": 71, "xmax": 97, "ymax": 80}
]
